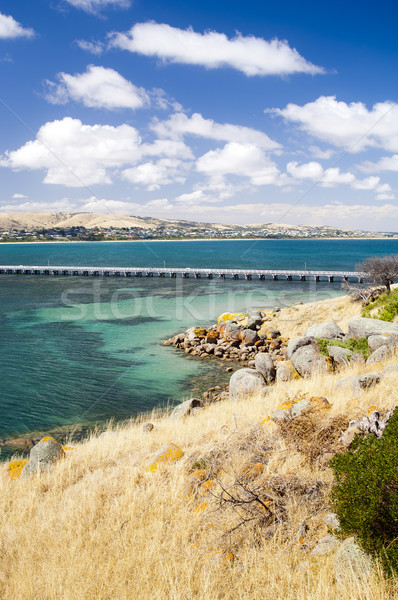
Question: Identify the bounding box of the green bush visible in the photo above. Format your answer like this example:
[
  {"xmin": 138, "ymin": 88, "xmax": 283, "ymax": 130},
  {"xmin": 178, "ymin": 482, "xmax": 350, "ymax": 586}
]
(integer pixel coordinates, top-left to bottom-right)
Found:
[
  {"xmin": 330, "ymin": 408, "xmax": 398, "ymax": 576},
  {"xmin": 316, "ymin": 337, "xmax": 371, "ymax": 359},
  {"xmin": 362, "ymin": 288, "xmax": 398, "ymax": 322}
]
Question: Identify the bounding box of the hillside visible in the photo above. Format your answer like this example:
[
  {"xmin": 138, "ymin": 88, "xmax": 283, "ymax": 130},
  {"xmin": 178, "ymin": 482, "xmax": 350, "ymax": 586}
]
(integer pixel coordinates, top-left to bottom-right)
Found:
[
  {"xmin": 2, "ymin": 293, "xmax": 398, "ymax": 598},
  {"xmin": 0, "ymin": 211, "xmax": 389, "ymax": 237}
]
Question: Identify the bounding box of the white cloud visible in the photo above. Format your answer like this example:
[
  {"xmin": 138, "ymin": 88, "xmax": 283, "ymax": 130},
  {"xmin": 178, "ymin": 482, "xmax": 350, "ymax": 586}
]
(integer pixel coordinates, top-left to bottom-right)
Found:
[
  {"xmin": 0, "ymin": 12, "xmax": 34, "ymax": 39},
  {"xmin": 44, "ymin": 65, "xmax": 149, "ymax": 110},
  {"xmin": 308, "ymin": 146, "xmax": 335, "ymax": 160},
  {"xmin": 286, "ymin": 160, "xmax": 323, "ymax": 180},
  {"xmin": 75, "ymin": 40, "xmax": 105, "ymax": 55},
  {"xmin": 0, "ymin": 117, "xmax": 142, "ymax": 187},
  {"xmin": 320, "ymin": 168, "xmax": 356, "ymax": 187},
  {"xmin": 11, "ymin": 193, "xmax": 28, "ymax": 199},
  {"xmin": 122, "ymin": 158, "xmax": 187, "ymax": 190},
  {"xmin": 109, "ymin": 22, "xmax": 324, "ymax": 77},
  {"xmin": 144, "ymin": 198, "xmax": 174, "ymax": 211},
  {"xmin": 360, "ymin": 154, "xmax": 398, "ymax": 173},
  {"xmin": 272, "ymin": 96, "xmax": 398, "ymax": 152},
  {"xmin": 151, "ymin": 112, "xmax": 279, "ymax": 150},
  {"xmin": 80, "ymin": 197, "xmax": 138, "ymax": 213},
  {"xmin": 196, "ymin": 142, "xmax": 281, "ymax": 186},
  {"xmin": 64, "ymin": 0, "xmax": 130, "ymax": 14},
  {"xmin": 0, "ymin": 199, "xmax": 75, "ymax": 212},
  {"xmin": 141, "ymin": 139, "xmax": 194, "ymax": 160}
]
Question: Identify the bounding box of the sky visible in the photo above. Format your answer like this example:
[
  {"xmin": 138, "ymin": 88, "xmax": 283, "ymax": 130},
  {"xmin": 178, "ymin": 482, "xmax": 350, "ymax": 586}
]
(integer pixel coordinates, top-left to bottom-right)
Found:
[{"xmin": 0, "ymin": 0, "xmax": 398, "ymax": 231}]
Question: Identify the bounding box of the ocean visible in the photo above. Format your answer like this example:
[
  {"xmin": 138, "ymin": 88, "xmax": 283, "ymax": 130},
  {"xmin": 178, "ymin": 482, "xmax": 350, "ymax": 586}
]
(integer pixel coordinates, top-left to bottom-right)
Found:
[{"xmin": 1, "ymin": 238, "xmax": 397, "ymax": 449}]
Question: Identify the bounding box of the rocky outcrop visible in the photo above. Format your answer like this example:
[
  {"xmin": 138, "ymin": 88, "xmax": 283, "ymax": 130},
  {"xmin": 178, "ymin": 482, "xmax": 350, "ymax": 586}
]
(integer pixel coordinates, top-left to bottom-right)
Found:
[
  {"xmin": 327, "ymin": 346, "xmax": 352, "ymax": 366},
  {"xmin": 334, "ymin": 537, "xmax": 372, "ymax": 585},
  {"xmin": 286, "ymin": 336, "xmax": 317, "ymax": 360},
  {"xmin": 368, "ymin": 334, "xmax": 398, "ymax": 352},
  {"xmin": 348, "ymin": 317, "xmax": 398, "ymax": 338},
  {"xmin": 276, "ymin": 360, "xmax": 299, "ymax": 382},
  {"xmin": 367, "ymin": 344, "xmax": 393, "ymax": 365},
  {"xmin": 229, "ymin": 368, "xmax": 266, "ymax": 401},
  {"xmin": 306, "ymin": 321, "xmax": 345, "ymax": 340},
  {"xmin": 336, "ymin": 372, "xmax": 382, "ymax": 394}
]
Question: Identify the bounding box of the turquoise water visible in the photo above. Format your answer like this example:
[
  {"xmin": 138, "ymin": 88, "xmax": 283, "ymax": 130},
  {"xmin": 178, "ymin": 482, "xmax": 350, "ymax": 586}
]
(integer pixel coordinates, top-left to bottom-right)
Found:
[{"xmin": 1, "ymin": 238, "xmax": 397, "ymax": 443}]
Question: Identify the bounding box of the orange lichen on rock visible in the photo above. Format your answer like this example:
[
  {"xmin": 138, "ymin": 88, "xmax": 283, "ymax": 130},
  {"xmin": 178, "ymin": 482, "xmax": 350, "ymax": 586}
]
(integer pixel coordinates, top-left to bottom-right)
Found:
[
  {"xmin": 62, "ymin": 446, "xmax": 75, "ymax": 452},
  {"xmin": 241, "ymin": 463, "xmax": 264, "ymax": 482},
  {"xmin": 6, "ymin": 459, "xmax": 29, "ymax": 480},
  {"xmin": 146, "ymin": 442, "xmax": 184, "ymax": 473},
  {"xmin": 203, "ymin": 550, "xmax": 234, "ymax": 566},
  {"xmin": 192, "ymin": 502, "xmax": 209, "ymax": 515}
]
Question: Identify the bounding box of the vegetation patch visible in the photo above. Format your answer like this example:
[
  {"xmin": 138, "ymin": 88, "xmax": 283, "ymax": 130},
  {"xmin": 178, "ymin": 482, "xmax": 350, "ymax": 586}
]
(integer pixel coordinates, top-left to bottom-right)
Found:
[
  {"xmin": 316, "ymin": 337, "xmax": 371, "ymax": 359},
  {"xmin": 361, "ymin": 288, "xmax": 398, "ymax": 322},
  {"xmin": 330, "ymin": 407, "xmax": 398, "ymax": 576}
]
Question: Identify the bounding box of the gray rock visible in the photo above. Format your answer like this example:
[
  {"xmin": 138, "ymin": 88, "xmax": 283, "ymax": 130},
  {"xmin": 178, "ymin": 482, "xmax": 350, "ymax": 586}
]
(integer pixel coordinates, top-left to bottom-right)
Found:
[
  {"xmin": 334, "ymin": 537, "xmax": 372, "ymax": 585},
  {"xmin": 349, "ymin": 352, "xmax": 366, "ymax": 366},
  {"xmin": 142, "ymin": 422, "xmax": 154, "ymax": 432},
  {"xmin": 336, "ymin": 372, "xmax": 382, "ymax": 393},
  {"xmin": 291, "ymin": 345, "xmax": 330, "ymax": 378},
  {"xmin": 254, "ymin": 353, "xmax": 276, "ymax": 383},
  {"xmin": 322, "ymin": 513, "xmax": 340, "ymax": 530},
  {"xmin": 367, "ymin": 344, "xmax": 393, "ymax": 365},
  {"xmin": 21, "ymin": 437, "xmax": 64, "ymax": 477},
  {"xmin": 271, "ymin": 398, "xmax": 311, "ymax": 423},
  {"xmin": 229, "ymin": 368, "xmax": 266, "ymax": 401},
  {"xmin": 310, "ymin": 534, "xmax": 340, "ymax": 556},
  {"xmin": 276, "ymin": 360, "xmax": 299, "ymax": 382},
  {"xmin": 306, "ymin": 321, "xmax": 345, "ymax": 340},
  {"xmin": 247, "ymin": 312, "xmax": 263, "ymax": 330},
  {"xmin": 382, "ymin": 363, "xmax": 398, "ymax": 376},
  {"xmin": 224, "ymin": 322, "xmax": 241, "ymax": 341},
  {"xmin": 241, "ymin": 329, "xmax": 258, "ymax": 346},
  {"xmin": 348, "ymin": 317, "xmax": 398, "ymax": 339},
  {"xmin": 170, "ymin": 398, "xmax": 203, "ymax": 419},
  {"xmin": 287, "ymin": 336, "xmax": 318, "ymax": 360},
  {"xmin": 368, "ymin": 334, "xmax": 398, "ymax": 352},
  {"xmin": 327, "ymin": 346, "xmax": 352, "ymax": 366}
]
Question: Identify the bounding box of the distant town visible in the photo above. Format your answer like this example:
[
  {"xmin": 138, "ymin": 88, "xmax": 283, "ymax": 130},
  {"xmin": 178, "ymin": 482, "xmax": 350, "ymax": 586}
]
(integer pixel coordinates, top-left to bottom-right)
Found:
[
  {"xmin": 0, "ymin": 212, "xmax": 396, "ymax": 241},
  {"xmin": 1, "ymin": 225, "xmax": 397, "ymax": 242}
]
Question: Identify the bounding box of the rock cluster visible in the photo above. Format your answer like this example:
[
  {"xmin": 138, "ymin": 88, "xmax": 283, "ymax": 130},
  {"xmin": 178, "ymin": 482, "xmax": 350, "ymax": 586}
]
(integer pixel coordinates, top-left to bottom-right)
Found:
[{"xmin": 163, "ymin": 309, "xmax": 288, "ymax": 366}]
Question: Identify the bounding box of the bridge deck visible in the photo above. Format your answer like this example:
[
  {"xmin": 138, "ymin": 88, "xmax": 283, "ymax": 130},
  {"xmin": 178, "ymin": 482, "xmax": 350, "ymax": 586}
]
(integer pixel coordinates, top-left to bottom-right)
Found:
[{"xmin": 0, "ymin": 265, "xmax": 365, "ymax": 282}]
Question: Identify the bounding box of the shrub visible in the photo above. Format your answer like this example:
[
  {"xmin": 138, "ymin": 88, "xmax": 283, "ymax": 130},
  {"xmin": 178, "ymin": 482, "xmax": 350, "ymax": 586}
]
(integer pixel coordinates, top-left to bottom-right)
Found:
[
  {"xmin": 362, "ymin": 288, "xmax": 398, "ymax": 322},
  {"xmin": 316, "ymin": 337, "xmax": 371, "ymax": 359},
  {"xmin": 330, "ymin": 408, "xmax": 398, "ymax": 576}
]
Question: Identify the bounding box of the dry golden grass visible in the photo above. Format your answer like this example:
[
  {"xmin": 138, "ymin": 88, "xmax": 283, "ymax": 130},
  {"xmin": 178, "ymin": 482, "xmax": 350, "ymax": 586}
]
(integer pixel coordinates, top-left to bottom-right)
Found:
[{"xmin": 2, "ymin": 335, "xmax": 398, "ymax": 599}]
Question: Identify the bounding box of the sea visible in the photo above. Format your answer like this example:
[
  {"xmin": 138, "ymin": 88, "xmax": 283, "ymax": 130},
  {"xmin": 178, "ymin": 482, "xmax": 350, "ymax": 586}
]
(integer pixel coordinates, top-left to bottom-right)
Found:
[{"xmin": 1, "ymin": 238, "xmax": 398, "ymax": 453}]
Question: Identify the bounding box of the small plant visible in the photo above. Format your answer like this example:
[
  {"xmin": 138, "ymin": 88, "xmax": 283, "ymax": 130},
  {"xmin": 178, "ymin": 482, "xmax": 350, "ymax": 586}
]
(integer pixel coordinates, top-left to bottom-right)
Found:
[
  {"xmin": 362, "ymin": 288, "xmax": 398, "ymax": 322},
  {"xmin": 316, "ymin": 337, "xmax": 371, "ymax": 359},
  {"xmin": 330, "ymin": 408, "xmax": 398, "ymax": 576}
]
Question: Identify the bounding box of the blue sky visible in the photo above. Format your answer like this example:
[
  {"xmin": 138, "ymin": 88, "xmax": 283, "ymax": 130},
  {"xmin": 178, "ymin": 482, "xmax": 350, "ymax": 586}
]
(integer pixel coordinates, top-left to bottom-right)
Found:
[{"xmin": 0, "ymin": 0, "xmax": 398, "ymax": 230}]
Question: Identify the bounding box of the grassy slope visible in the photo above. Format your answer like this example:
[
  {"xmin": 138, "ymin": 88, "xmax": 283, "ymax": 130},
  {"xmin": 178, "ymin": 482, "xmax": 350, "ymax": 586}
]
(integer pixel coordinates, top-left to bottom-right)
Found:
[{"xmin": 1, "ymin": 296, "xmax": 398, "ymax": 599}]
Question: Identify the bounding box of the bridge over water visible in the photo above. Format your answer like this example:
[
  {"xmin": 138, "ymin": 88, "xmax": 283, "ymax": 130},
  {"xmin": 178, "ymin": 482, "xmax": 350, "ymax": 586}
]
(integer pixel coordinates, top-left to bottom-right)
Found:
[{"xmin": 0, "ymin": 265, "xmax": 365, "ymax": 283}]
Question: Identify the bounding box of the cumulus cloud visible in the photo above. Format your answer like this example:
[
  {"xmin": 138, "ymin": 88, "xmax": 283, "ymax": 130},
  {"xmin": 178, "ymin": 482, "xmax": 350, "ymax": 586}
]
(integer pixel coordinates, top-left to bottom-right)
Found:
[
  {"xmin": 141, "ymin": 139, "xmax": 194, "ymax": 160},
  {"xmin": 109, "ymin": 22, "xmax": 324, "ymax": 77},
  {"xmin": 271, "ymin": 96, "xmax": 398, "ymax": 152},
  {"xmin": 122, "ymin": 159, "xmax": 188, "ymax": 190},
  {"xmin": 196, "ymin": 142, "xmax": 281, "ymax": 187},
  {"xmin": 360, "ymin": 154, "xmax": 398, "ymax": 173},
  {"xmin": 286, "ymin": 161, "xmax": 323, "ymax": 180},
  {"xmin": 286, "ymin": 160, "xmax": 385, "ymax": 192},
  {"xmin": 64, "ymin": 0, "xmax": 130, "ymax": 14},
  {"xmin": 44, "ymin": 65, "xmax": 149, "ymax": 110},
  {"xmin": 11, "ymin": 193, "xmax": 28, "ymax": 199},
  {"xmin": 151, "ymin": 112, "xmax": 279, "ymax": 150},
  {"xmin": 0, "ymin": 12, "xmax": 34, "ymax": 39},
  {"xmin": 0, "ymin": 117, "xmax": 142, "ymax": 187},
  {"xmin": 0, "ymin": 199, "xmax": 75, "ymax": 212}
]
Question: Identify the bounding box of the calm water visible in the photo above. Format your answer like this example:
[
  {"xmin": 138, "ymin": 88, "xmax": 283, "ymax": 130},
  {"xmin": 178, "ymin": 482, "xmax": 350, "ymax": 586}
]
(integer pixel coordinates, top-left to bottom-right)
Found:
[{"xmin": 0, "ymin": 238, "xmax": 397, "ymax": 445}]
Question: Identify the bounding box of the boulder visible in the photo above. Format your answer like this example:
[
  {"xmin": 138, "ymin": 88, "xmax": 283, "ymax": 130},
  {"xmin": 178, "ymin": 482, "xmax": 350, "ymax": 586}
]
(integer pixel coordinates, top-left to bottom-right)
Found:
[
  {"xmin": 240, "ymin": 329, "xmax": 258, "ymax": 346},
  {"xmin": 271, "ymin": 396, "xmax": 330, "ymax": 423},
  {"xmin": 146, "ymin": 442, "xmax": 184, "ymax": 473},
  {"xmin": 224, "ymin": 322, "xmax": 241, "ymax": 341},
  {"xmin": 287, "ymin": 336, "xmax": 318, "ymax": 360},
  {"xmin": 142, "ymin": 422, "xmax": 154, "ymax": 432},
  {"xmin": 291, "ymin": 345, "xmax": 331, "ymax": 378},
  {"xmin": 246, "ymin": 312, "xmax": 263, "ymax": 330},
  {"xmin": 336, "ymin": 372, "xmax": 382, "ymax": 393},
  {"xmin": 306, "ymin": 321, "xmax": 345, "ymax": 340},
  {"xmin": 254, "ymin": 353, "xmax": 276, "ymax": 383},
  {"xmin": 21, "ymin": 436, "xmax": 65, "ymax": 477},
  {"xmin": 383, "ymin": 363, "xmax": 398, "ymax": 376},
  {"xmin": 367, "ymin": 344, "xmax": 393, "ymax": 365},
  {"xmin": 348, "ymin": 317, "xmax": 398, "ymax": 339},
  {"xmin": 276, "ymin": 360, "xmax": 299, "ymax": 382},
  {"xmin": 334, "ymin": 537, "xmax": 372, "ymax": 585},
  {"xmin": 368, "ymin": 334, "xmax": 398, "ymax": 352},
  {"xmin": 349, "ymin": 352, "xmax": 366, "ymax": 366},
  {"xmin": 229, "ymin": 368, "xmax": 266, "ymax": 401},
  {"xmin": 170, "ymin": 398, "xmax": 203, "ymax": 419},
  {"xmin": 310, "ymin": 535, "xmax": 340, "ymax": 557},
  {"xmin": 327, "ymin": 346, "xmax": 352, "ymax": 366}
]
